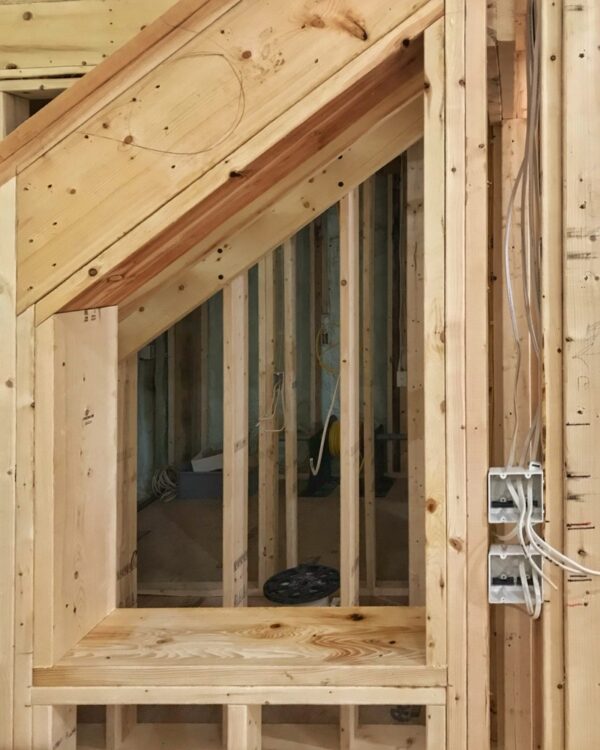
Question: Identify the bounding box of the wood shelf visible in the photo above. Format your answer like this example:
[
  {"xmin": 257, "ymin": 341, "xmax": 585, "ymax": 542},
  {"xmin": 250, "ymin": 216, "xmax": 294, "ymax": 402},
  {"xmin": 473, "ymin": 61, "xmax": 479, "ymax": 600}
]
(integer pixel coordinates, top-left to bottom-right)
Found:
[{"xmin": 33, "ymin": 606, "xmax": 446, "ymax": 704}]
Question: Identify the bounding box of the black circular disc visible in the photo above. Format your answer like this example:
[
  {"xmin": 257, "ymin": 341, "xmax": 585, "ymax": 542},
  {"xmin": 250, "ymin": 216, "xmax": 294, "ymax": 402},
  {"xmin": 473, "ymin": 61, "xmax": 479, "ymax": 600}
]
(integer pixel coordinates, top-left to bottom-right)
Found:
[{"xmin": 263, "ymin": 564, "xmax": 340, "ymax": 605}]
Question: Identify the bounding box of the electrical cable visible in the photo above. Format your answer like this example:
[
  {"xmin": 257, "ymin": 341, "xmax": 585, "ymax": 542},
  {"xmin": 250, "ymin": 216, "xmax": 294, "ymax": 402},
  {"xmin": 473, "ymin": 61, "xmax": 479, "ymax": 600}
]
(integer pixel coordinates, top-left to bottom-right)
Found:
[
  {"xmin": 151, "ymin": 465, "xmax": 177, "ymax": 503},
  {"xmin": 499, "ymin": 1, "xmax": 600, "ymax": 617},
  {"xmin": 309, "ymin": 373, "xmax": 340, "ymax": 476},
  {"xmin": 257, "ymin": 372, "xmax": 286, "ymax": 434}
]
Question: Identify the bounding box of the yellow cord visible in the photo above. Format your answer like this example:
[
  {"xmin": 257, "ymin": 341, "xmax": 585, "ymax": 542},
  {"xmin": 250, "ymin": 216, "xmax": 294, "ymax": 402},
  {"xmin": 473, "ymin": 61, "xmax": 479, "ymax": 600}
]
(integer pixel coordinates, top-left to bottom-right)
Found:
[{"xmin": 328, "ymin": 420, "xmax": 341, "ymax": 457}]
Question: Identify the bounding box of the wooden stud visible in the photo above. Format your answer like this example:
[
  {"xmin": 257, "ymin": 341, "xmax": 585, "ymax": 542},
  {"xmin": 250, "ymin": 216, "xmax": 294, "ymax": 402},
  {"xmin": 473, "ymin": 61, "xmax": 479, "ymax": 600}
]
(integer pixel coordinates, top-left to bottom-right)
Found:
[
  {"xmin": 423, "ymin": 19, "xmax": 447, "ymax": 670},
  {"xmin": 200, "ymin": 304, "xmax": 210, "ymax": 454},
  {"xmin": 283, "ymin": 238, "xmax": 298, "ymax": 568},
  {"xmin": 227, "ymin": 705, "xmax": 261, "ymax": 750},
  {"xmin": 257, "ymin": 254, "xmax": 279, "ymax": 586},
  {"xmin": 563, "ymin": 1, "xmax": 600, "ymax": 747},
  {"xmin": 445, "ymin": 1, "xmax": 490, "ymax": 746},
  {"xmin": 540, "ymin": 1, "xmax": 564, "ymax": 748},
  {"xmin": 361, "ymin": 177, "xmax": 377, "ymax": 594},
  {"xmin": 167, "ymin": 328, "xmax": 176, "ymax": 464},
  {"xmin": 498, "ymin": 117, "xmax": 535, "ymax": 750},
  {"xmin": 0, "ymin": 92, "xmax": 28, "ymax": 750},
  {"xmin": 32, "ymin": 705, "xmax": 76, "ymax": 750},
  {"xmin": 406, "ymin": 140, "xmax": 425, "ymax": 606},
  {"xmin": 1, "ymin": 92, "xmax": 28, "ymax": 136},
  {"xmin": 222, "ymin": 274, "xmax": 249, "ymax": 608},
  {"xmin": 13, "ymin": 308, "xmax": 35, "ymax": 750},
  {"xmin": 106, "ymin": 354, "xmax": 138, "ymax": 748},
  {"xmin": 385, "ymin": 174, "xmax": 395, "ymax": 474},
  {"xmin": 339, "ymin": 189, "xmax": 361, "ymax": 749},
  {"xmin": 309, "ymin": 220, "xmax": 322, "ymax": 431},
  {"xmin": 464, "ymin": 1, "xmax": 490, "ymax": 746},
  {"xmin": 223, "ymin": 273, "xmax": 250, "ymax": 747},
  {"xmin": 106, "ymin": 705, "xmax": 137, "ymax": 750},
  {"xmin": 0, "ymin": 174, "xmax": 17, "ymax": 750},
  {"xmin": 339, "ymin": 190, "xmax": 361, "ymax": 606},
  {"xmin": 426, "ymin": 705, "xmax": 446, "ymax": 750},
  {"xmin": 116, "ymin": 356, "xmax": 138, "ymax": 609}
]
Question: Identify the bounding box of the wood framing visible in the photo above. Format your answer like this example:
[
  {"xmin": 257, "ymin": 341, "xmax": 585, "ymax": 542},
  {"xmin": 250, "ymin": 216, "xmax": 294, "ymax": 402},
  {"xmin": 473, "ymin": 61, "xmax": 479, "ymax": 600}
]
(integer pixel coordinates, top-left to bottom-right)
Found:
[
  {"xmin": 339, "ymin": 189, "xmax": 361, "ymax": 608},
  {"xmin": 117, "ymin": 96, "xmax": 425, "ymax": 358},
  {"xmin": 226, "ymin": 705, "xmax": 261, "ymax": 750},
  {"xmin": 0, "ymin": 174, "xmax": 17, "ymax": 750},
  {"xmin": 563, "ymin": 2, "xmax": 600, "ymax": 748},
  {"xmin": 257, "ymin": 253, "xmax": 278, "ymax": 586},
  {"xmin": 1, "ymin": 0, "xmax": 441, "ymax": 319},
  {"xmin": 222, "ymin": 274, "xmax": 249, "ymax": 608},
  {"xmin": 423, "ymin": 19, "xmax": 446, "ymax": 671},
  {"xmin": 444, "ymin": 1, "xmax": 489, "ymax": 747},
  {"xmin": 4, "ymin": 0, "xmax": 577, "ymax": 747},
  {"xmin": 0, "ymin": 0, "xmax": 174, "ymax": 77},
  {"xmin": 283, "ymin": 238, "xmax": 298, "ymax": 569},
  {"xmin": 34, "ymin": 309, "xmax": 118, "ymax": 666},
  {"xmin": 361, "ymin": 177, "xmax": 377, "ymax": 594},
  {"xmin": 407, "ymin": 139, "xmax": 426, "ymax": 606},
  {"xmin": 540, "ymin": 1, "xmax": 564, "ymax": 748},
  {"xmin": 33, "ymin": 606, "xmax": 439, "ymax": 694},
  {"xmin": 339, "ymin": 188, "xmax": 361, "ymax": 749},
  {"xmin": 107, "ymin": 354, "xmax": 139, "ymax": 748}
]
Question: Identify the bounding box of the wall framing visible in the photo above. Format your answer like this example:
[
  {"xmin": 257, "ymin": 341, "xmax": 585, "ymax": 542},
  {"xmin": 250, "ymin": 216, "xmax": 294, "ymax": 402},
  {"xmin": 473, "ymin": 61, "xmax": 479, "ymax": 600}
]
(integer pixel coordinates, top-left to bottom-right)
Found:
[{"xmin": 0, "ymin": 1, "xmax": 512, "ymax": 748}]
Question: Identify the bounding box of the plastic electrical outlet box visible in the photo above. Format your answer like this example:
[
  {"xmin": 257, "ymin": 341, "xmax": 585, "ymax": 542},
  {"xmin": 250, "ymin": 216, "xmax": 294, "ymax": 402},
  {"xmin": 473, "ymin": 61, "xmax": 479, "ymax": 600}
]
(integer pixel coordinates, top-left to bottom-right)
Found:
[
  {"xmin": 488, "ymin": 544, "xmax": 543, "ymax": 605},
  {"xmin": 488, "ymin": 462, "xmax": 544, "ymax": 524}
]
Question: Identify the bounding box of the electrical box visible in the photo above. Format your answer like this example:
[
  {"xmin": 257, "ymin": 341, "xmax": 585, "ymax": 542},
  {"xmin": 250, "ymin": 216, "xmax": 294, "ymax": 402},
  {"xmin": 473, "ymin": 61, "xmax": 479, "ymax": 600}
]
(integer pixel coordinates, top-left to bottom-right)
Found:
[
  {"xmin": 488, "ymin": 463, "xmax": 544, "ymax": 524},
  {"xmin": 488, "ymin": 544, "xmax": 543, "ymax": 605}
]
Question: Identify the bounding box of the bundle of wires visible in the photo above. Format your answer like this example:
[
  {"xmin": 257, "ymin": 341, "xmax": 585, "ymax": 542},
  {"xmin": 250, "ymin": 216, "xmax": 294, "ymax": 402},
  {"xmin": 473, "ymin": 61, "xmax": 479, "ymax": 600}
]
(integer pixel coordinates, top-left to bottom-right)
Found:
[{"xmin": 502, "ymin": 0, "xmax": 600, "ymax": 618}]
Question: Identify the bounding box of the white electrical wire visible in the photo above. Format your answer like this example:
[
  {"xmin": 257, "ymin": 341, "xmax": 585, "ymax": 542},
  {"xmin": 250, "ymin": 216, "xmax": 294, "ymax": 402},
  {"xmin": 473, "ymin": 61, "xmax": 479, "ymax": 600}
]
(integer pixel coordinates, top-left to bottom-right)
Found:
[
  {"xmin": 152, "ymin": 466, "xmax": 177, "ymax": 503},
  {"xmin": 309, "ymin": 374, "xmax": 340, "ymax": 476},
  {"xmin": 499, "ymin": 1, "xmax": 600, "ymax": 619},
  {"xmin": 257, "ymin": 373, "xmax": 286, "ymax": 434}
]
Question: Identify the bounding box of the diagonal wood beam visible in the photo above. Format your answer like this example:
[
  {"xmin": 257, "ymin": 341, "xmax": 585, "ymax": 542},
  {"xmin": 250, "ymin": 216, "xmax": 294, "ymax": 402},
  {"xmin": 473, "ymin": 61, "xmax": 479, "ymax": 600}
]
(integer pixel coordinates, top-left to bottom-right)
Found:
[
  {"xmin": 117, "ymin": 96, "xmax": 423, "ymax": 358},
  {"xmin": 10, "ymin": 0, "xmax": 441, "ymax": 316}
]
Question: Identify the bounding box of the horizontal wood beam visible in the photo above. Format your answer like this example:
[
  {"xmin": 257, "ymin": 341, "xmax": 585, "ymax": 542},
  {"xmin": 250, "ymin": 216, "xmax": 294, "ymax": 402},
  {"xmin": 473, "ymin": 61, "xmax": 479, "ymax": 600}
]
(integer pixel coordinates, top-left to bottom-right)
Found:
[
  {"xmin": 32, "ymin": 685, "xmax": 447, "ymax": 706},
  {"xmin": 116, "ymin": 96, "xmax": 423, "ymax": 358},
  {"xmin": 10, "ymin": 0, "xmax": 440, "ymax": 316}
]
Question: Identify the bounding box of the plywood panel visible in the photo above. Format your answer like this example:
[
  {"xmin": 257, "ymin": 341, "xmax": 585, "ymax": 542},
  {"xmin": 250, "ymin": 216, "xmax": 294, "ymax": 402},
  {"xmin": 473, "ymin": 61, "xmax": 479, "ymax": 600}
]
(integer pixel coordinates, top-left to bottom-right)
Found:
[
  {"xmin": 13, "ymin": 0, "xmax": 440, "ymax": 314},
  {"xmin": 34, "ymin": 308, "xmax": 118, "ymax": 665},
  {"xmin": 0, "ymin": 0, "xmax": 175, "ymax": 74}
]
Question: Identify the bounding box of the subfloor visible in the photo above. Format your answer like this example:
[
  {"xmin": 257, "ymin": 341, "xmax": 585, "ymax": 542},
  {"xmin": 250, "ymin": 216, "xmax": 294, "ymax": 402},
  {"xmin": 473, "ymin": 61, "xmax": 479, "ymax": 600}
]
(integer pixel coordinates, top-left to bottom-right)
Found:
[{"xmin": 136, "ymin": 478, "xmax": 409, "ymax": 606}]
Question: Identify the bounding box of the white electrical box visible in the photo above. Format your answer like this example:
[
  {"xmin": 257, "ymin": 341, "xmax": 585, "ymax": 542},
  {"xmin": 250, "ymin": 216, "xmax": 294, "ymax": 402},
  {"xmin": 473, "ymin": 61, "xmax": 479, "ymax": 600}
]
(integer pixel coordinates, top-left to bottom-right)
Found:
[
  {"xmin": 488, "ymin": 544, "xmax": 543, "ymax": 605},
  {"xmin": 488, "ymin": 463, "xmax": 544, "ymax": 524}
]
